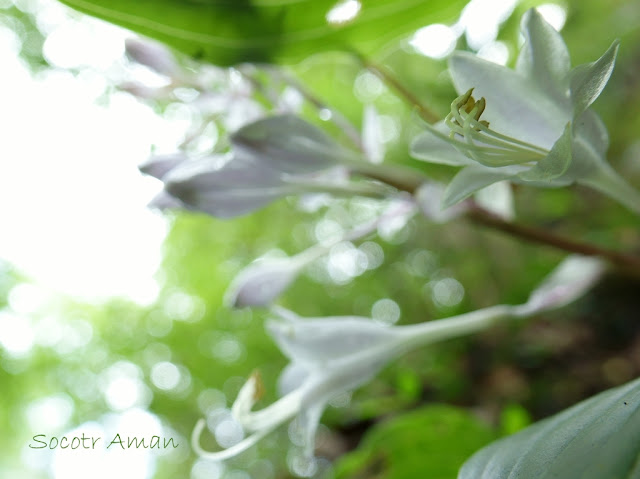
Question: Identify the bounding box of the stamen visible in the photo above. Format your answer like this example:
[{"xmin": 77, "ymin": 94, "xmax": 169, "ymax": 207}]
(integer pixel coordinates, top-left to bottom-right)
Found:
[
  {"xmin": 456, "ymin": 88, "xmax": 474, "ymax": 109},
  {"xmin": 439, "ymin": 89, "xmax": 549, "ymax": 167},
  {"xmin": 473, "ymin": 97, "xmax": 486, "ymax": 121}
]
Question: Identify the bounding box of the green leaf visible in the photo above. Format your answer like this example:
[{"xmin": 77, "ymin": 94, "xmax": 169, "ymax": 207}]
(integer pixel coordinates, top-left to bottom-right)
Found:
[
  {"xmin": 459, "ymin": 376, "xmax": 640, "ymax": 479},
  {"xmin": 57, "ymin": 0, "xmax": 465, "ymax": 66},
  {"xmin": 334, "ymin": 405, "xmax": 495, "ymax": 479},
  {"xmin": 499, "ymin": 403, "xmax": 532, "ymax": 436}
]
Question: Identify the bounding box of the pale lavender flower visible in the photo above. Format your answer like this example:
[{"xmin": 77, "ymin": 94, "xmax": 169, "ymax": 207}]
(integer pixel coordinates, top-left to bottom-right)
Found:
[{"xmin": 411, "ymin": 9, "xmax": 640, "ymax": 214}]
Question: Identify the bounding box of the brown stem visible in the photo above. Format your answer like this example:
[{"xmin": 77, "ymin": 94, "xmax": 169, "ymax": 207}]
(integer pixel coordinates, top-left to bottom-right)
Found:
[
  {"xmin": 354, "ymin": 164, "xmax": 640, "ymax": 274},
  {"xmin": 355, "ymin": 54, "xmax": 440, "ymax": 124},
  {"xmin": 347, "ymin": 162, "xmax": 426, "ymax": 194},
  {"xmin": 465, "ymin": 205, "xmax": 640, "ymax": 276}
]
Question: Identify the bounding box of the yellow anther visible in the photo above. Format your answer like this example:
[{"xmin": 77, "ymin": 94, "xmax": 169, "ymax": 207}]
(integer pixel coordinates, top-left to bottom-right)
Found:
[
  {"xmin": 474, "ymin": 97, "xmax": 486, "ymax": 120},
  {"xmin": 464, "ymin": 97, "xmax": 476, "ymax": 114},
  {"xmin": 453, "ymin": 88, "xmax": 474, "ymax": 111},
  {"xmin": 250, "ymin": 370, "xmax": 265, "ymax": 402}
]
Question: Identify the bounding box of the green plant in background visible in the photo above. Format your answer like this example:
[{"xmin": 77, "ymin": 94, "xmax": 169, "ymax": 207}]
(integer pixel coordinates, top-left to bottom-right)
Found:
[{"xmin": 3, "ymin": 0, "xmax": 640, "ymax": 478}]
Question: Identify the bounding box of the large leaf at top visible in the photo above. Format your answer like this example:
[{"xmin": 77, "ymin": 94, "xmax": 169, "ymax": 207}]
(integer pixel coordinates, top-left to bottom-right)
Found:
[
  {"xmin": 56, "ymin": 0, "xmax": 465, "ymax": 66},
  {"xmin": 459, "ymin": 376, "xmax": 640, "ymax": 479}
]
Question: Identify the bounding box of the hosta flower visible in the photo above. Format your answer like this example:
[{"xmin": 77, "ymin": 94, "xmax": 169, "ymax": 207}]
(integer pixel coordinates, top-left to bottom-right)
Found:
[
  {"xmin": 411, "ymin": 9, "xmax": 640, "ymax": 214},
  {"xmin": 141, "ymin": 149, "xmax": 302, "ymax": 218},
  {"xmin": 192, "ymin": 255, "xmax": 604, "ymax": 462},
  {"xmin": 140, "ymin": 115, "xmax": 386, "ymax": 218},
  {"xmin": 193, "ymin": 307, "xmax": 406, "ymax": 461},
  {"xmin": 224, "ymin": 246, "xmax": 329, "ymax": 308}
]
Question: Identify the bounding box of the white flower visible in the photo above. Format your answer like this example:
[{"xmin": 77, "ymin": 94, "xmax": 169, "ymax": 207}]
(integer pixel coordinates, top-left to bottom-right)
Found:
[
  {"xmin": 230, "ymin": 114, "xmax": 346, "ymax": 175},
  {"xmin": 516, "ymin": 255, "xmax": 604, "ymax": 316},
  {"xmin": 140, "ymin": 115, "xmax": 386, "ymax": 218},
  {"xmin": 192, "ymin": 255, "xmax": 604, "ymax": 462},
  {"xmin": 411, "ymin": 9, "xmax": 640, "ymax": 214},
  {"xmin": 193, "ymin": 307, "xmax": 405, "ymax": 460},
  {"xmin": 141, "ymin": 149, "xmax": 295, "ymax": 218},
  {"xmin": 224, "ymin": 246, "xmax": 328, "ymax": 308}
]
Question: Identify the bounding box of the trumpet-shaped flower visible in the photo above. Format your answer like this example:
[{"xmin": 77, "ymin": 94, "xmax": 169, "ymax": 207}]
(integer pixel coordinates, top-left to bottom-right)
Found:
[
  {"xmin": 192, "ymin": 256, "xmax": 604, "ymax": 463},
  {"xmin": 192, "ymin": 307, "xmax": 406, "ymax": 460},
  {"xmin": 224, "ymin": 246, "xmax": 329, "ymax": 308},
  {"xmin": 140, "ymin": 115, "xmax": 387, "ymax": 218},
  {"xmin": 411, "ymin": 9, "xmax": 640, "ymax": 214}
]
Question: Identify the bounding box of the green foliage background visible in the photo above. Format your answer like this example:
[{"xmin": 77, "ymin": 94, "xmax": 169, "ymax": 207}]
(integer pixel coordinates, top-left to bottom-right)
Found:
[{"xmin": 1, "ymin": 0, "xmax": 640, "ymax": 478}]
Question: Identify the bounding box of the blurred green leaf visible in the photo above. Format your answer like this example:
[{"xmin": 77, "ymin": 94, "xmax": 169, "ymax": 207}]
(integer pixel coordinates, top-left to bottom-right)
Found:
[
  {"xmin": 459, "ymin": 376, "xmax": 640, "ymax": 479},
  {"xmin": 334, "ymin": 405, "xmax": 495, "ymax": 479},
  {"xmin": 499, "ymin": 403, "xmax": 532, "ymax": 435},
  {"xmin": 56, "ymin": 0, "xmax": 465, "ymax": 66}
]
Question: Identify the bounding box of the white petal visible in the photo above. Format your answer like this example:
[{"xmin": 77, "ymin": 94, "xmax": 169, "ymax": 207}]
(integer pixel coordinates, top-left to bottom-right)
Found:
[
  {"xmin": 266, "ymin": 309, "xmax": 400, "ymax": 364},
  {"xmin": 570, "ymin": 41, "xmax": 619, "ymax": 119},
  {"xmin": 410, "ymin": 126, "xmax": 475, "ymax": 166},
  {"xmin": 449, "ymin": 52, "xmax": 570, "ymax": 149},
  {"xmin": 170, "ymin": 185, "xmax": 290, "ymax": 218},
  {"xmin": 148, "ymin": 190, "xmax": 185, "ymax": 210},
  {"xmin": 225, "ymin": 245, "xmax": 328, "ymax": 308},
  {"xmin": 474, "ymin": 181, "xmax": 514, "ymax": 220},
  {"xmin": 442, "ymin": 165, "xmax": 516, "ymax": 207},
  {"xmin": 162, "ymin": 153, "xmax": 288, "ymax": 218},
  {"xmin": 573, "ymin": 109, "xmax": 609, "ymax": 157},
  {"xmin": 415, "ymin": 182, "xmax": 470, "ymax": 222},
  {"xmin": 562, "ymin": 131, "xmax": 610, "ymax": 183},
  {"xmin": 294, "ymin": 358, "xmax": 391, "ymax": 458},
  {"xmin": 139, "ymin": 153, "xmax": 186, "ymax": 180},
  {"xmin": 295, "ymin": 402, "xmax": 325, "ymax": 460},
  {"xmin": 518, "ymin": 123, "xmax": 573, "ymax": 184},
  {"xmin": 278, "ymin": 362, "xmax": 309, "ymax": 396},
  {"xmin": 517, "ymin": 256, "xmax": 604, "ymax": 316},
  {"xmin": 232, "ymin": 379, "xmax": 303, "ymax": 433},
  {"xmin": 225, "ymin": 258, "xmax": 303, "ymax": 308},
  {"xmin": 516, "ymin": 8, "xmax": 570, "ymax": 101},
  {"xmin": 231, "ymin": 115, "xmax": 347, "ymax": 174},
  {"xmin": 163, "ymin": 153, "xmax": 280, "ymax": 189}
]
